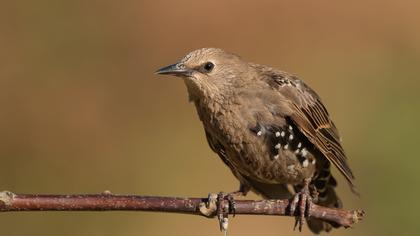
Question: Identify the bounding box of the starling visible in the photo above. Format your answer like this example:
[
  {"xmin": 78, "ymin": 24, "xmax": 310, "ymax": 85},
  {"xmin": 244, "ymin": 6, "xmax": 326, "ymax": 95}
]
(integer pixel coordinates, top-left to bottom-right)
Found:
[{"xmin": 156, "ymin": 48, "xmax": 356, "ymax": 233}]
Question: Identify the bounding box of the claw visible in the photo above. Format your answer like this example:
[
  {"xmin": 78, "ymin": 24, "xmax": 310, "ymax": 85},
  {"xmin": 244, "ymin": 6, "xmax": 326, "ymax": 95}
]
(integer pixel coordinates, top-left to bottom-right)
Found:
[
  {"xmin": 200, "ymin": 191, "xmax": 242, "ymax": 234},
  {"xmin": 290, "ymin": 178, "xmax": 314, "ymax": 232},
  {"xmin": 289, "ymin": 192, "xmax": 300, "ymax": 216},
  {"xmin": 226, "ymin": 194, "xmax": 236, "ymax": 217},
  {"xmin": 216, "ymin": 192, "xmax": 230, "ymax": 232}
]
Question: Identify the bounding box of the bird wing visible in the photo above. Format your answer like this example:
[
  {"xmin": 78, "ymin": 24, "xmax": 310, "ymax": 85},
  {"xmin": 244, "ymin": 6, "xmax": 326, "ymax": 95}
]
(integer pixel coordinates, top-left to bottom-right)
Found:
[
  {"xmin": 266, "ymin": 72, "xmax": 356, "ymax": 191},
  {"xmin": 205, "ymin": 130, "xmax": 232, "ymax": 168}
]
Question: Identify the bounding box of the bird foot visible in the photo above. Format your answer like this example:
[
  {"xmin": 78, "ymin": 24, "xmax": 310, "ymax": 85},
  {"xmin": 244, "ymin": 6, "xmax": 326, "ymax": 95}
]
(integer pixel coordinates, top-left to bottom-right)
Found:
[
  {"xmin": 289, "ymin": 178, "xmax": 314, "ymax": 232},
  {"xmin": 199, "ymin": 192, "xmax": 238, "ymax": 234},
  {"xmin": 216, "ymin": 192, "xmax": 237, "ymax": 233},
  {"xmin": 199, "ymin": 193, "xmax": 218, "ymax": 217}
]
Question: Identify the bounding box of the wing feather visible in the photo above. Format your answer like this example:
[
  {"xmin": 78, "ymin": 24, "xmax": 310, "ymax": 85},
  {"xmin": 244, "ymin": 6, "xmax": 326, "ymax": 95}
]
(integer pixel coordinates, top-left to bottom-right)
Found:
[{"xmin": 264, "ymin": 70, "xmax": 356, "ymax": 191}]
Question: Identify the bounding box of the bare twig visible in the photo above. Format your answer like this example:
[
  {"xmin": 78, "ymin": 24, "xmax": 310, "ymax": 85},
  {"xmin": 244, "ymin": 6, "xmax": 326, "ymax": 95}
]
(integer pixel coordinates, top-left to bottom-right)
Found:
[{"xmin": 0, "ymin": 190, "xmax": 364, "ymax": 229}]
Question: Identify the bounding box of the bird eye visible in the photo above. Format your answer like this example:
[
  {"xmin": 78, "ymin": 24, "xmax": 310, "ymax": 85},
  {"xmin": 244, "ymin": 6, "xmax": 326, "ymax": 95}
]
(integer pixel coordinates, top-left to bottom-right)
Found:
[{"xmin": 203, "ymin": 62, "xmax": 214, "ymax": 72}]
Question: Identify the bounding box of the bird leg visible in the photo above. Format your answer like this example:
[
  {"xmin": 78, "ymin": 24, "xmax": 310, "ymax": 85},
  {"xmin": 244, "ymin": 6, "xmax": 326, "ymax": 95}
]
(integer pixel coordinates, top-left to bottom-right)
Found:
[
  {"xmin": 290, "ymin": 178, "xmax": 314, "ymax": 231},
  {"xmin": 232, "ymin": 182, "xmax": 251, "ymax": 197}
]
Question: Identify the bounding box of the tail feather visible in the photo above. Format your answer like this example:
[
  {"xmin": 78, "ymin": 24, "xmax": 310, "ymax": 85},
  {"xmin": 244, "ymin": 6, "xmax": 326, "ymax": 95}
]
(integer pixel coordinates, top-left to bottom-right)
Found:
[{"xmin": 307, "ymin": 174, "xmax": 342, "ymax": 234}]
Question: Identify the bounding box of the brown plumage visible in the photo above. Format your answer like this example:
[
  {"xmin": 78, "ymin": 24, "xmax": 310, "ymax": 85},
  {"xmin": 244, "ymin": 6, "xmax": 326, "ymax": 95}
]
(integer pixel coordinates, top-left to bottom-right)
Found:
[{"xmin": 156, "ymin": 48, "xmax": 356, "ymax": 233}]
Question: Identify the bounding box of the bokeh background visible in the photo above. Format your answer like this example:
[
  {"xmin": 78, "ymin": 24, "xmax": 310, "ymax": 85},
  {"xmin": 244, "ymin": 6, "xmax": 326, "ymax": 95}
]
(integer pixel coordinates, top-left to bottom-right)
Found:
[{"xmin": 1, "ymin": 1, "xmax": 419, "ymax": 235}]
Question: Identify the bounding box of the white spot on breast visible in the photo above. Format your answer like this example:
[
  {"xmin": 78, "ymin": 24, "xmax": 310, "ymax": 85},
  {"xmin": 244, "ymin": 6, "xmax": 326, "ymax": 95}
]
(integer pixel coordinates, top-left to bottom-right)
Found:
[
  {"xmin": 302, "ymin": 159, "xmax": 309, "ymax": 168},
  {"xmin": 287, "ymin": 164, "xmax": 295, "ymax": 171},
  {"xmin": 301, "ymin": 148, "xmax": 308, "ymax": 157},
  {"xmin": 297, "ymin": 142, "xmax": 302, "ymax": 148},
  {"xmin": 294, "ymin": 149, "xmax": 300, "ymax": 154},
  {"xmin": 275, "ymin": 143, "xmax": 281, "ymax": 149},
  {"xmin": 273, "ymin": 155, "xmax": 279, "ymax": 160},
  {"xmin": 284, "ymin": 144, "xmax": 289, "ymax": 150},
  {"xmin": 289, "ymin": 134, "xmax": 294, "ymax": 140},
  {"xmin": 257, "ymin": 130, "xmax": 262, "ymax": 136},
  {"xmin": 275, "ymin": 132, "xmax": 280, "ymax": 137},
  {"xmin": 288, "ymin": 125, "xmax": 293, "ymax": 131},
  {"xmin": 280, "ymin": 131, "xmax": 285, "ymax": 137},
  {"xmin": 311, "ymin": 159, "xmax": 316, "ymax": 165}
]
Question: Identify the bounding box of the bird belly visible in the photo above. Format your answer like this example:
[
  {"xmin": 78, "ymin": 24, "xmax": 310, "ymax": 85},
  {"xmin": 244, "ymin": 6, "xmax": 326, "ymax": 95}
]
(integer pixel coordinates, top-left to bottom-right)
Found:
[{"xmin": 226, "ymin": 141, "xmax": 317, "ymax": 186}]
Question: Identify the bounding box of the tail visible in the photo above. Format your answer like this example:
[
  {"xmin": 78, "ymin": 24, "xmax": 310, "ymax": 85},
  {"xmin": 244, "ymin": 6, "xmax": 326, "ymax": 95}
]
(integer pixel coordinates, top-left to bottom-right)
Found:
[{"xmin": 307, "ymin": 168, "xmax": 343, "ymax": 234}]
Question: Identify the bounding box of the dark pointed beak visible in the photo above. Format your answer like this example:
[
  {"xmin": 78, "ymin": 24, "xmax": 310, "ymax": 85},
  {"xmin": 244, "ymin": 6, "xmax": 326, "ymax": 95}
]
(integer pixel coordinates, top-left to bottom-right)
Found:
[{"xmin": 155, "ymin": 63, "xmax": 192, "ymax": 77}]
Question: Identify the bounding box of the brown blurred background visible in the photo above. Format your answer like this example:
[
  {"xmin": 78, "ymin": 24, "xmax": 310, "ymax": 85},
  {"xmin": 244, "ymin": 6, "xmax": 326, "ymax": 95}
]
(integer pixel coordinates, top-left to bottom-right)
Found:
[{"xmin": 0, "ymin": 0, "xmax": 419, "ymax": 235}]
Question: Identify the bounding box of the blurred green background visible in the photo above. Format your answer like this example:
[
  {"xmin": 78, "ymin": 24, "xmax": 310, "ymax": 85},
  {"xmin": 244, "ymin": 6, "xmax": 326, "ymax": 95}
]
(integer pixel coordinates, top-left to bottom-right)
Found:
[{"xmin": 1, "ymin": 1, "xmax": 419, "ymax": 235}]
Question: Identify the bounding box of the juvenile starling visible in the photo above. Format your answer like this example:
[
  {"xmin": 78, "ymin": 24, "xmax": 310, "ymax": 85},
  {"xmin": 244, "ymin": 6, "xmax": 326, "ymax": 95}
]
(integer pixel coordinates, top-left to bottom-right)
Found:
[{"xmin": 156, "ymin": 48, "xmax": 356, "ymax": 233}]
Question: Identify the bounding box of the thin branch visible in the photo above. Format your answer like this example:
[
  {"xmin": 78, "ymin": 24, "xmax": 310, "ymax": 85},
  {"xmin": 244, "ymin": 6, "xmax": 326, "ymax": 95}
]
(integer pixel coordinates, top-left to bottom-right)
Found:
[{"xmin": 0, "ymin": 191, "xmax": 364, "ymax": 229}]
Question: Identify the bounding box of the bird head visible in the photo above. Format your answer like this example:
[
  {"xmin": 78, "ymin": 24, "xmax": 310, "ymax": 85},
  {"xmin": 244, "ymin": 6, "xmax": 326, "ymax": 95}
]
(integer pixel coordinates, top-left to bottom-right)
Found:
[{"xmin": 156, "ymin": 48, "xmax": 252, "ymax": 100}]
